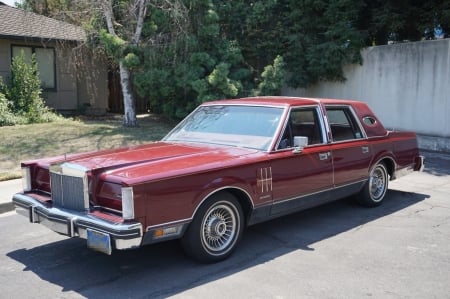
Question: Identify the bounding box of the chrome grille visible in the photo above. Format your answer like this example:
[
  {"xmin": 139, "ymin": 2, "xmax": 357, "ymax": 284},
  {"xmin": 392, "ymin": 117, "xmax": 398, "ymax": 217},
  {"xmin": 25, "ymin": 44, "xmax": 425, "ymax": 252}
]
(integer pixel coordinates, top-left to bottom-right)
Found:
[{"xmin": 50, "ymin": 163, "xmax": 89, "ymax": 211}]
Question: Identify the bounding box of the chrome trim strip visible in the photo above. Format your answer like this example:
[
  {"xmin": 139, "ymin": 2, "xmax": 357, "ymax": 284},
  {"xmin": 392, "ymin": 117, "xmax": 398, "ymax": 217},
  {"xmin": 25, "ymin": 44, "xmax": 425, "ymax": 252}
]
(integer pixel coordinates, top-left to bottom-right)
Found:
[
  {"xmin": 273, "ymin": 179, "xmax": 368, "ymax": 206},
  {"xmin": 200, "ymin": 102, "xmax": 291, "ymax": 108},
  {"xmin": 199, "ymin": 185, "xmax": 254, "ymax": 209},
  {"xmin": 184, "ymin": 185, "xmax": 255, "ymax": 225}
]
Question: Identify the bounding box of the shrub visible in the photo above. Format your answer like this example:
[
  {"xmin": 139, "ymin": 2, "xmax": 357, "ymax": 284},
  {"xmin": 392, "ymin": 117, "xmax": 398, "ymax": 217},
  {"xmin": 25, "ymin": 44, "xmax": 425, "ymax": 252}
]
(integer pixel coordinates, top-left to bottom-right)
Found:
[
  {"xmin": 0, "ymin": 92, "xmax": 19, "ymax": 126},
  {"xmin": 1, "ymin": 51, "xmax": 62, "ymax": 125}
]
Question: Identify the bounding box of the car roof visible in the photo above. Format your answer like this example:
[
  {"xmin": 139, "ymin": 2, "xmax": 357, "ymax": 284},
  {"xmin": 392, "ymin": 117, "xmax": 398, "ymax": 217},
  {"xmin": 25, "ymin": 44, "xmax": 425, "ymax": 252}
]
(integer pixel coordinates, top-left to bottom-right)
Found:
[{"xmin": 202, "ymin": 96, "xmax": 360, "ymax": 107}]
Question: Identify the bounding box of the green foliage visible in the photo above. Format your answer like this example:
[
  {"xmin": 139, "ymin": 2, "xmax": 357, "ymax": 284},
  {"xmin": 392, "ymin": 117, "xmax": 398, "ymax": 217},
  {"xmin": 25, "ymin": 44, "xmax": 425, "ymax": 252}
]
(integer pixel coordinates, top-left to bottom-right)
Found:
[
  {"xmin": 254, "ymin": 55, "xmax": 286, "ymax": 96},
  {"xmin": 0, "ymin": 52, "xmax": 61, "ymax": 126},
  {"xmin": 98, "ymin": 29, "xmax": 127, "ymax": 61},
  {"xmin": 215, "ymin": 0, "xmax": 365, "ymax": 88},
  {"xmin": 7, "ymin": 52, "xmax": 43, "ymax": 115},
  {"xmin": 132, "ymin": 0, "xmax": 367, "ymax": 117},
  {"xmin": 133, "ymin": 0, "xmax": 253, "ymax": 119},
  {"xmin": 123, "ymin": 52, "xmax": 141, "ymax": 69},
  {"xmin": 20, "ymin": 0, "xmax": 448, "ymax": 120},
  {"xmin": 0, "ymin": 91, "xmax": 19, "ymax": 126},
  {"xmin": 361, "ymin": 0, "xmax": 450, "ymax": 44},
  {"xmin": 195, "ymin": 62, "xmax": 241, "ymax": 102}
]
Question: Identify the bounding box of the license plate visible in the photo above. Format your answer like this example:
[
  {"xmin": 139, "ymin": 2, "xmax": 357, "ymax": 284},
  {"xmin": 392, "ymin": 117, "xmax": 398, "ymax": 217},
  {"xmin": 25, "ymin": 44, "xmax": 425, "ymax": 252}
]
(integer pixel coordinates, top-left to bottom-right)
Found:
[{"xmin": 87, "ymin": 229, "xmax": 112, "ymax": 255}]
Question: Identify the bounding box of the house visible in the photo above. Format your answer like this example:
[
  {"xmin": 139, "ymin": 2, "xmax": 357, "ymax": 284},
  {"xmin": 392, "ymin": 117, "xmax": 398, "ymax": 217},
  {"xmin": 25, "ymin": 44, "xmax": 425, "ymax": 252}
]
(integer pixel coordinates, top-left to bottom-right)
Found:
[{"xmin": 0, "ymin": 2, "xmax": 108, "ymax": 115}]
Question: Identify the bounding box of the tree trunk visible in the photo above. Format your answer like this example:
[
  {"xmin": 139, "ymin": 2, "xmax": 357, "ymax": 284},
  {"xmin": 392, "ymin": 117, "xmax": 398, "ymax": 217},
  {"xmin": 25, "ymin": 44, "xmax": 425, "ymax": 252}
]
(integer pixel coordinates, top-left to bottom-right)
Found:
[
  {"xmin": 101, "ymin": 0, "xmax": 142, "ymax": 127},
  {"xmin": 119, "ymin": 61, "xmax": 137, "ymax": 127}
]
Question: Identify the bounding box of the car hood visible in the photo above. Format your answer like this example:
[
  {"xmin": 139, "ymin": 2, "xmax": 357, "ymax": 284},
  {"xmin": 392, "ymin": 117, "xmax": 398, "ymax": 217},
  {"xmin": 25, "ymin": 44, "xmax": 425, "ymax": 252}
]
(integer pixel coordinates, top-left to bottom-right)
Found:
[{"xmin": 60, "ymin": 142, "xmax": 261, "ymax": 184}]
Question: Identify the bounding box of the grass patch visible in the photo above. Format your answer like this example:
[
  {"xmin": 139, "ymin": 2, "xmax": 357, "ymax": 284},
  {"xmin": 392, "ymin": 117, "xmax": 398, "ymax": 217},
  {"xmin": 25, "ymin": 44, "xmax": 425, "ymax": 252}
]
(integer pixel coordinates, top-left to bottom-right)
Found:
[{"xmin": 0, "ymin": 114, "xmax": 175, "ymax": 181}]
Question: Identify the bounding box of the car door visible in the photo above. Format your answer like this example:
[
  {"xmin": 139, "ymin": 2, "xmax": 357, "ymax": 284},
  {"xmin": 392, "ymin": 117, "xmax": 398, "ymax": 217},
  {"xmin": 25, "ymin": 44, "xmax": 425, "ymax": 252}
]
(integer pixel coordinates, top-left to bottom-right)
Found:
[
  {"xmin": 269, "ymin": 106, "xmax": 334, "ymax": 216},
  {"xmin": 325, "ymin": 105, "xmax": 373, "ymax": 194}
]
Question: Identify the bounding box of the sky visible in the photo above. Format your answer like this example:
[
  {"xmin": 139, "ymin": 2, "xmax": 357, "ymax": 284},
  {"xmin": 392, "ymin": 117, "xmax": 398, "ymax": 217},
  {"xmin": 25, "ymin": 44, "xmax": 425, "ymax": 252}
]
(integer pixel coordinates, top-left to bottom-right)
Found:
[{"xmin": 2, "ymin": 0, "xmax": 17, "ymax": 7}]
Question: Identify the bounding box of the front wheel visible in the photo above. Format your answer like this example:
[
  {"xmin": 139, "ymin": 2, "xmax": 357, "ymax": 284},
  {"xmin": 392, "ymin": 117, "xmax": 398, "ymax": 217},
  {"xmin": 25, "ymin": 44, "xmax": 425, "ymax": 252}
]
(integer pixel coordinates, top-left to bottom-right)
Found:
[
  {"xmin": 357, "ymin": 163, "xmax": 389, "ymax": 207},
  {"xmin": 181, "ymin": 192, "xmax": 244, "ymax": 263}
]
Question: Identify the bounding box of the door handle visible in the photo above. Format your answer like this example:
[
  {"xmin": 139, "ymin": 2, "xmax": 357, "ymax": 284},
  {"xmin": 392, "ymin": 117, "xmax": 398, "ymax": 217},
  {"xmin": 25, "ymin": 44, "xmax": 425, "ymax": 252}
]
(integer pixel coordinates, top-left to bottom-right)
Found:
[
  {"xmin": 362, "ymin": 146, "xmax": 370, "ymax": 154},
  {"xmin": 319, "ymin": 152, "xmax": 331, "ymax": 160}
]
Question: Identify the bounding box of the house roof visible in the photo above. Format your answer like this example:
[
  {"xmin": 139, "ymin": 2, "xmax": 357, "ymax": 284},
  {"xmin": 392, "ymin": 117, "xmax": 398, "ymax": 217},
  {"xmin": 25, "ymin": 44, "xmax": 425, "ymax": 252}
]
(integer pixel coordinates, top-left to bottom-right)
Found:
[{"xmin": 0, "ymin": 2, "xmax": 85, "ymax": 42}]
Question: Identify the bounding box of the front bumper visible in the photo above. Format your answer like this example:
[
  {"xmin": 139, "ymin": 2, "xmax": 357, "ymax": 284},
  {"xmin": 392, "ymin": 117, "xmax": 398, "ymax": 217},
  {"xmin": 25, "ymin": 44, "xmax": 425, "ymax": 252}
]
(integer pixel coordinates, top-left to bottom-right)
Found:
[{"xmin": 12, "ymin": 193, "xmax": 143, "ymax": 254}]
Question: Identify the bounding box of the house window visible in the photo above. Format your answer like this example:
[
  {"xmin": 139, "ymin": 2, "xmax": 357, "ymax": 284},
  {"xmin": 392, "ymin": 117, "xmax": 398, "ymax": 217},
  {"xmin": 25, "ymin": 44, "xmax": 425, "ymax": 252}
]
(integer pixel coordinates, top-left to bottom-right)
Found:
[{"xmin": 12, "ymin": 45, "xmax": 56, "ymax": 90}]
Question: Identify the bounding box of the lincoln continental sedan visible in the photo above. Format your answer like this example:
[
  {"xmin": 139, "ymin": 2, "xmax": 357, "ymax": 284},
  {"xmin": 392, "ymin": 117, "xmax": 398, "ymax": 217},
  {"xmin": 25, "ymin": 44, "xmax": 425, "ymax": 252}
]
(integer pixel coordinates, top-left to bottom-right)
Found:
[{"xmin": 12, "ymin": 97, "xmax": 423, "ymax": 262}]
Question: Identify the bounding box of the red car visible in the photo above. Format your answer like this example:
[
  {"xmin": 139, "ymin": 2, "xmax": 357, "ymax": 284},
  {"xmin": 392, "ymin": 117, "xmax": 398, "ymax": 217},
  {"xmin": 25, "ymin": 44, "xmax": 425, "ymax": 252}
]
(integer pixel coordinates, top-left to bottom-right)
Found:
[{"xmin": 12, "ymin": 97, "xmax": 423, "ymax": 262}]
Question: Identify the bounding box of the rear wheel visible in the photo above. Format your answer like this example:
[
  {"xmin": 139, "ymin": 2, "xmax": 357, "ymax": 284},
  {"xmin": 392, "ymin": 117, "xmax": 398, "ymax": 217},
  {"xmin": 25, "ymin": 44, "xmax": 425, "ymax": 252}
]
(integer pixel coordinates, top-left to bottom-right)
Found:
[
  {"xmin": 181, "ymin": 192, "xmax": 244, "ymax": 263},
  {"xmin": 358, "ymin": 163, "xmax": 389, "ymax": 207}
]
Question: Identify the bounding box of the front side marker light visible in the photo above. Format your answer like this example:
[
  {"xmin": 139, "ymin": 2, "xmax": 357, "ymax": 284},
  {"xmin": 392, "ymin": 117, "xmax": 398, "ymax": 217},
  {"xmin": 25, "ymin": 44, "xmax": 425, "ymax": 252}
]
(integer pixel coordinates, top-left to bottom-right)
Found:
[
  {"xmin": 154, "ymin": 226, "xmax": 183, "ymax": 239},
  {"xmin": 121, "ymin": 187, "xmax": 135, "ymax": 220},
  {"xmin": 22, "ymin": 167, "xmax": 31, "ymax": 192}
]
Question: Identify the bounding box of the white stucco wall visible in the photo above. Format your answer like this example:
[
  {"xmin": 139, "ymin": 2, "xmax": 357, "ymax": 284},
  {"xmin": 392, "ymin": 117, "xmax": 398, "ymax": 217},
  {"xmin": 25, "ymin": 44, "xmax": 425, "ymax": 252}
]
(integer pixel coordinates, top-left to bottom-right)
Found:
[{"xmin": 284, "ymin": 39, "xmax": 450, "ymax": 152}]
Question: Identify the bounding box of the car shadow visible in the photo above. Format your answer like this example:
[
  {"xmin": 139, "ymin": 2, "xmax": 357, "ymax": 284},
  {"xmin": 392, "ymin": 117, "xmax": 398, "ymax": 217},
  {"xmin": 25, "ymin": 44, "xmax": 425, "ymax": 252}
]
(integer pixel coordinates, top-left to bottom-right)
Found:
[{"xmin": 6, "ymin": 189, "xmax": 428, "ymax": 298}]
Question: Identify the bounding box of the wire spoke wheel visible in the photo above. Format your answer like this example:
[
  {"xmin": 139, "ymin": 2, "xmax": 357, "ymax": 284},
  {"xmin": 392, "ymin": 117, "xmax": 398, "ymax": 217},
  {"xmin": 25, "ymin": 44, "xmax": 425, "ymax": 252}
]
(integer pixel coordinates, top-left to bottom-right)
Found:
[
  {"xmin": 369, "ymin": 165, "xmax": 388, "ymax": 201},
  {"xmin": 181, "ymin": 192, "xmax": 244, "ymax": 263},
  {"xmin": 358, "ymin": 162, "xmax": 389, "ymax": 207},
  {"xmin": 201, "ymin": 203, "xmax": 237, "ymax": 253}
]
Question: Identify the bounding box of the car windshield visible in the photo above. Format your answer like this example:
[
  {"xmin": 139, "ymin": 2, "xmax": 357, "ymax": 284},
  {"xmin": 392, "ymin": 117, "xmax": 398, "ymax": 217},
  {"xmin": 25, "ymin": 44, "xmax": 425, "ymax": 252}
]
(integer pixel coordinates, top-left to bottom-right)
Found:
[{"xmin": 163, "ymin": 105, "xmax": 285, "ymax": 150}]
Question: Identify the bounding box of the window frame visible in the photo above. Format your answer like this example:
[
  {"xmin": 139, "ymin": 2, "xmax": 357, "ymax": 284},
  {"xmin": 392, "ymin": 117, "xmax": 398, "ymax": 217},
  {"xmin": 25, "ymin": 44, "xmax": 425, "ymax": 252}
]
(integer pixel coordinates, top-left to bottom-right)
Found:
[
  {"xmin": 11, "ymin": 44, "xmax": 57, "ymax": 91},
  {"xmin": 276, "ymin": 105, "xmax": 326, "ymax": 150},
  {"xmin": 325, "ymin": 105, "xmax": 367, "ymax": 142}
]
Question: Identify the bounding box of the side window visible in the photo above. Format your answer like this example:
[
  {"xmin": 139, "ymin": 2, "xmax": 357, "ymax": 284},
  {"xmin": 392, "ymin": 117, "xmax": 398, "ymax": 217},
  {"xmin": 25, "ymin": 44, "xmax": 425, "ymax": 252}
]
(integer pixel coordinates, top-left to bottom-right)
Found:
[
  {"xmin": 278, "ymin": 107, "xmax": 324, "ymax": 149},
  {"xmin": 326, "ymin": 107, "xmax": 363, "ymax": 142}
]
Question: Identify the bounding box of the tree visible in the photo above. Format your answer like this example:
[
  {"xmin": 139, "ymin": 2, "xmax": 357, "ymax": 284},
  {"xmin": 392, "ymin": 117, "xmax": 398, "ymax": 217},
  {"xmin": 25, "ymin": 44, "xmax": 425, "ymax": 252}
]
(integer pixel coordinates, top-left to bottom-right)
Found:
[
  {"xmin": 362, "ymin": 0, "xmax": 450, "ymax": 45},
  {"xmin": 98, "ymin": 0, "xmax": 149, "ymax": 127},
  {"xmin": 21, "ymin": 0, "xmax": 449, "ymax": 120},
  {"xmin": 18, "ymin": 0, "xmax": 189, "ymax": 126},
  {"xmin": 98, "ymin": 0, "xmax": 192, "ymax": 126},
  {"xmin": 133, "ymin": 0, "xmax": 252, "ymax": 119},
  {"xmin": 215, "ymin": 0, "xmax": 364, "ymax": 88}
]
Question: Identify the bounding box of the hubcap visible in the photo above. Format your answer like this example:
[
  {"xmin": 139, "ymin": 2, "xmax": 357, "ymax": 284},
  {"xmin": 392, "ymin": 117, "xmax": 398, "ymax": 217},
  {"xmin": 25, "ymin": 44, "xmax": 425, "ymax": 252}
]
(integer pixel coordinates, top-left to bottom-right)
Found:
[
  {"xmin": 370, "ymin": 166, "xmax": 387, "ymax": 201},
  {"xmin": 201, "ymin": 203, "xmax": 237, "ymax": 253}
]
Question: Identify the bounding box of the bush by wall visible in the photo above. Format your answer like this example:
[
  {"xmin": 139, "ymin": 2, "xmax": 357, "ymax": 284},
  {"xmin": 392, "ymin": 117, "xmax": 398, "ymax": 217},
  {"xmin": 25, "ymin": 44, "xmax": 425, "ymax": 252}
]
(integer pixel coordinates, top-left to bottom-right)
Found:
[{"xmin": 0, "ymin": 52, "xmax": 62, "ymax": 126}]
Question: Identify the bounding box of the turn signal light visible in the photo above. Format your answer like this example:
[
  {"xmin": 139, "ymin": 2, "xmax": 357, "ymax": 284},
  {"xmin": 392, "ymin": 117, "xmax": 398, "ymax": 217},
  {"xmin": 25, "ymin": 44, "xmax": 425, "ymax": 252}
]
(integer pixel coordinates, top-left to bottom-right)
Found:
[{"xmin": 153, "ymin": 226, "xmax": 182, "ymax": 239}]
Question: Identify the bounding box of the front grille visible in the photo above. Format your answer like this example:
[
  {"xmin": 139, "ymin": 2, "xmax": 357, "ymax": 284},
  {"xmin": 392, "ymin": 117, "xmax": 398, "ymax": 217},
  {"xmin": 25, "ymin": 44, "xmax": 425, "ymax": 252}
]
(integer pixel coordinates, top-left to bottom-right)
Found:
[{"xmin": 50, "ymin": 165, "xmax": 89, "ymax": 211}]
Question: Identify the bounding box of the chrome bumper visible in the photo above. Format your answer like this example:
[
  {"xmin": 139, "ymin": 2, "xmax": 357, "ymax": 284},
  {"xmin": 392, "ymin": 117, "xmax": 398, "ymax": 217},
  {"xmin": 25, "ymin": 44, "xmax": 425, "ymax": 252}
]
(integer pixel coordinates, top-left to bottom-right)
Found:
[{"xmin": 12, "ymin": 193, "xmax": 143, "ymax": 254}]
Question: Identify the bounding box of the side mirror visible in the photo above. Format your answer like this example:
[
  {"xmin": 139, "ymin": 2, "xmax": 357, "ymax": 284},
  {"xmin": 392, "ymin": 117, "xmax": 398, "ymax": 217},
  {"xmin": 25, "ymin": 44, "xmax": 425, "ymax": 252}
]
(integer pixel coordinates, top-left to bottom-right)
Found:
[{"xmin": 293, "ymin": 136, "xmax": 308, "ymax": 153}]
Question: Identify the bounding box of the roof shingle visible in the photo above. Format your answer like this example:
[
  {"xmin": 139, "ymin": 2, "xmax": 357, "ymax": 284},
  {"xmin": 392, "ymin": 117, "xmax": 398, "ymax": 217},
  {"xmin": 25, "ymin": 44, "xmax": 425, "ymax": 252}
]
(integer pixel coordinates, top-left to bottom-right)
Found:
[{"xmin": 0, "ymin": 2, "xmax": 85, "ymax": 41}]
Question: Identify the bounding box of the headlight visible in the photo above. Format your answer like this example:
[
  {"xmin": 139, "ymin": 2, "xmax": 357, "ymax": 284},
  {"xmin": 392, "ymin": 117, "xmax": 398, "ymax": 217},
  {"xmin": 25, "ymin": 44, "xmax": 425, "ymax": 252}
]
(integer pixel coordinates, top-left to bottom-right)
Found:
[
  {"xmin": 22, "ymin": 167, "xmax": 31, "ymax": 192},
  {"xmin": 121, "ymin": 187, "xmax": 135, "ymax": 220}
]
